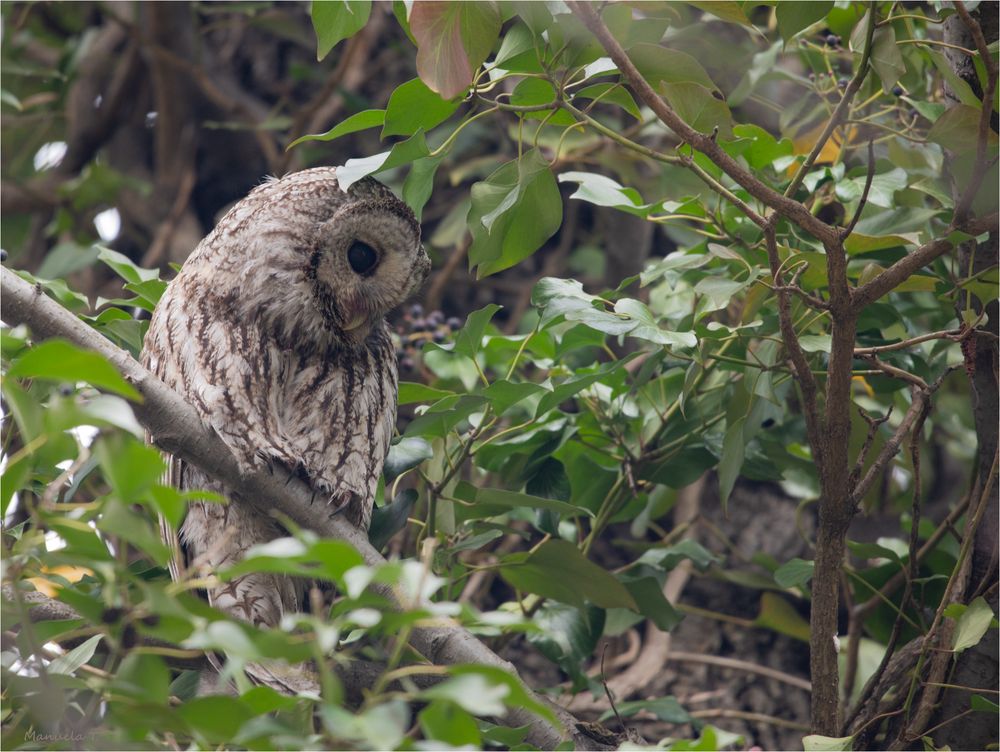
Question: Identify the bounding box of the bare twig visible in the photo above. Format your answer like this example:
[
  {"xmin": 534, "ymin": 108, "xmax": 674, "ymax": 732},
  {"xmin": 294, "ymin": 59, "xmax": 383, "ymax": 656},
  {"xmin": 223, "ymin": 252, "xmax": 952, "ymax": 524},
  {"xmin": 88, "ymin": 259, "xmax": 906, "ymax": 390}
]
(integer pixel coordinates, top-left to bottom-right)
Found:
[
  {"xmin": 853, "ymin": 328, "xmax": 964, "ymax": 355},
  {"xmin": 841, "ymin": 140, "xmax": 876, "ymax": 241},
  {"xmin": 764, "ymin": 223, "xmax": 823, "ymax": 472},
  {"xmin": 858, "ymin": 354, "xmax": 930, "ymax": 391},
  {"xmin": 664, "ymin": 651, "xmax": 811, "ymax": 692},
  {"xmin": 848, "ymin": 406, "xmax": 893, "ymax": 490}
]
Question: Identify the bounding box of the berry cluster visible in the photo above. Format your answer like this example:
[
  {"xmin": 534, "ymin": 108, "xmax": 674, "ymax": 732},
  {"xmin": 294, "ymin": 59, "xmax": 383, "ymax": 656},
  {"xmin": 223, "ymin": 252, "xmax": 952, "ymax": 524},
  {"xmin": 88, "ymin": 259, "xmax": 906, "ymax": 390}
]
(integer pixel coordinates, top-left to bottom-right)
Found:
[{"xmin": 394, "ymin": 303, "xmax": 463, "ymax": 371}]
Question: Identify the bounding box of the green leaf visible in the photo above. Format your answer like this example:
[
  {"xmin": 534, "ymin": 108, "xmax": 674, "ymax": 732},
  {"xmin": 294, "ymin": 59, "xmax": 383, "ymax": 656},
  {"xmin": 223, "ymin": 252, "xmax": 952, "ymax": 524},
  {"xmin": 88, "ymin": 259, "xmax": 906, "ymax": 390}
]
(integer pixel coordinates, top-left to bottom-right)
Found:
[
  {"xmin": 179, "ymin": 696, "xmax": 255, "ymax": 743},
  {"xmin": 799, "ymin": 334, "xmax": 832, "ymax": 353},
  {"xmin": 423, "ymin": 674, "xmax": 510, "ymax": 717},
  {"xmin": 410, "ymin": 0, "xmax": 501, "ymax": 98},
  {"xmin": 419, "ymin": 701, "xmax": 481, "ymax": 746},
  {"xmin": 403, "ymin": 394, "xmax": 487, "ymax": 438},
  {"xmin": 398, "ymin": 381, "xmax": 455, "ymax": 405},
  {"xmin": 402, "ymin": 155, "xmax": 443, "ymax": 219},
  {"xmin": 384, "ymin": 437, "xmax": 434, "ymax": 480},
  {"xmin": 644, "ymin": 540, "xmax": 721, "ymax": 573},
  {"xmin": 447, "ymin": 665, "xmax": 559, "ymax": 727},
  {"xmin": 557, "ymin": 171, "xmax": 654, "ymax": 215},
  {"xmin": 95, "ymin": 435, "xmax": 165, "ymax": 500},
  {"xmin": 369, "ymin": 488, "xmax": 418, "ymax": 550},
  {"xmin": 221, "ymin": 538, "xmax": 365, "ymax": 584},
  {"xmin": 728, "ymin": 123, "xmax": 794, "ymax": 169},
  {"xmin": 695, "ymin": 276, "xmax": 747, "ymax": 313},
  {"xmin": 686, "ymin": 1, "xmax": 752, "ymax": 27},
  {"xmin": 383, "ymin": 78, "xmax": 460, "ymax": 137},
  {"xmin": 972, "ymin": 695, "xmax": 1000, "ymax": 714},
  {"xmin": 528, "ymin": 601, "xmax": 604, "ymax": 686},
  {"xmin": 47, "ymin": 635, "xmax": 103, "ymax": 675},
  {"xmin": 661, "ymin": 80, "xmax": 735, "ymax": 138},
  {"xmin": 337, "ymin": 130, "xmax": 431, "ymax": 190},
  {"xmin": 98, "ymin": 246, "xmax": 160, "ymax": 285},
  {"xmin": 500, "ymin": 538, "xmax": 638, "ymax": 610},
  {"xmin": 453, "ymin": 481, "xmax": 592, "ymax": 519},
  {"xmin": 927, "ymin": 49, "xmax": 984, "ymax": 110},
  {"xmin": 622, "ymin": 576, "xmax": 683, "ymax": 631},
  {"xmin": 928, "ymin": 105, "xmax": 997, "ymax": 154},
  {"xmin": 113, "ymin": 653, "xmax": 170, "ymax": 704},
  {"xmin": 755, "ymin": 592, "xmax": 811, "ymax": 642},
  {"xmin": 311, "ymin": 0, "xmax": 371, "ymax": 60},
  {"xmin": 802, "ymin": 734, "xmax": 855, "ymax": 751},
  {"xmin": 533, "ymin": 358, "xmax": 637, "ymax": 418},
  {"xmin": 9, "ymin": 339, "xmax": 141, "ymax": 401},
  {"xmin": 287, "ymin": 109, "xmax": 385, "ymax": 148},
  {"xmin": 467, "ymin": 150, "xmax": 562, "ymax": 278},
  {"xmin": 776, "ymin": 2, "xmax": 833, "ymax": 41},
  {"xmin": 510, "ymin": 78, "xmax": 571, "ymax": 124},
  {"xmin": 453, "ymin": 303, "xmax": 502, "ymax": 359},
  {"xmin": 600, "ymin": 695, "xmax": 691, "ymax": 724},
  {"xmin": 532, "ymin": 277, "xmax": 633, "ymax": 336},
  {"xmin": 483, "ymin": 379, "xmax": 546, "ymax": 414},
  {"xmin": 867, "ymin": 25, "xmax": 906, "ymax": 95},
  {"xmin": 718, "ymin": 417, "xmax": 745, "ymax": 511},
  {"xmin": 573, "ymin": 83, "xmax": 641, "ymax": 120},
  {"xmin": 37, "ymin": 242, "xmax": 101, "ymax": 279},
  {"xmin": 614, "ymin": 298, "xmax": 697, "ymax": 348},
  {"xmin": 952, "ymin": 596, "xmax": 995, "ymax": 653},
  {"xmin": 774, "ymin": 558, "xmax": 815, "ymax": 588},
  {"xmin": 630, "ymin": 43, "xmax": 718, "ymax": 90}
]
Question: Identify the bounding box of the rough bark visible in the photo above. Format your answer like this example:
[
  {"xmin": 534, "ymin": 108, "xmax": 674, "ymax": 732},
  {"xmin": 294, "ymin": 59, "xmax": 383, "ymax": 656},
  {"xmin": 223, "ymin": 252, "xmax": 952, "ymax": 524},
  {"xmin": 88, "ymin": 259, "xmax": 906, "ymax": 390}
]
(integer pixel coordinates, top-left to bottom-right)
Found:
[{"xmin": 930, "ymin": 6, "xmax": 1000, "ymax": 749}]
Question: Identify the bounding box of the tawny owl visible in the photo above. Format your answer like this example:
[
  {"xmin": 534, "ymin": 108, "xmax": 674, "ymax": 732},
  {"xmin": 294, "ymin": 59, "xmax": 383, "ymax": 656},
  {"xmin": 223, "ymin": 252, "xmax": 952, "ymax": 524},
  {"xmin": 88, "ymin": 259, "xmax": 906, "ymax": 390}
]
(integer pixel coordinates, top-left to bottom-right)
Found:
[{"xmin": 141, "ymin": 168, "xmax": 429, "ymax": 642}]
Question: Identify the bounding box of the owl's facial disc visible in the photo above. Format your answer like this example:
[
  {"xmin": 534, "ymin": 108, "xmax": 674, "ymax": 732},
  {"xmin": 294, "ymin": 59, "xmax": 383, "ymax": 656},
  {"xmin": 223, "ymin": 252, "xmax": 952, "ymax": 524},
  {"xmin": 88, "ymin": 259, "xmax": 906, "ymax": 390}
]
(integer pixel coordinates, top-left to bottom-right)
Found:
[{"xmin": 310, "ymin": 200, "xmax": 425, "ymax": 339}]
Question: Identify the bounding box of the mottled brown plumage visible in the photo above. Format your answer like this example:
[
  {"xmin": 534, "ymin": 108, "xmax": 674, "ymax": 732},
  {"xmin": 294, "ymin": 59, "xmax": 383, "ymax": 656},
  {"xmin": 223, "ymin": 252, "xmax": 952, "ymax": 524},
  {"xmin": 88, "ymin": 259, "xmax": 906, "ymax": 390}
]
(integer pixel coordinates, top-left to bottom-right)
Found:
[{"xmin": 142, "ymin": 168, "xmax": 428, "ymax": 641}]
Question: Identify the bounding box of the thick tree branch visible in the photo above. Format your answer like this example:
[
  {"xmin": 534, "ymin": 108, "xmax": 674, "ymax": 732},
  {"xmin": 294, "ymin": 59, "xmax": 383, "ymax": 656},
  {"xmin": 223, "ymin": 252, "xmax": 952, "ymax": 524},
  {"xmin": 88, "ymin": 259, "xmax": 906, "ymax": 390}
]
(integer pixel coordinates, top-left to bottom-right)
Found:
[
  {"xmin": 565, "ymin": 0, "xmax": 838, "ymax": 244},
  {"xmin": 852, "ymin": 212, "xmax": 999, "ymax": 310},
  {"xmin": 953, "ymin": 0, "xmax": 998, "ymax": 224},
  {"xmin": 0, "ymin": 268, "xmax": 598, "ymax": 751}
]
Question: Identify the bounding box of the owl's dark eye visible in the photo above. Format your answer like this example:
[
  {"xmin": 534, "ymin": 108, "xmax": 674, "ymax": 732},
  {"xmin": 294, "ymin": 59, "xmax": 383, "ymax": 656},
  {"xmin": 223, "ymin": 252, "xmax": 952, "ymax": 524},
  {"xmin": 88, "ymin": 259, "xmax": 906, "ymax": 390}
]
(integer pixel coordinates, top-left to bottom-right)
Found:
[{"xmin": 347, "ymin": 241, "xmax": 378, "ymax": 275}]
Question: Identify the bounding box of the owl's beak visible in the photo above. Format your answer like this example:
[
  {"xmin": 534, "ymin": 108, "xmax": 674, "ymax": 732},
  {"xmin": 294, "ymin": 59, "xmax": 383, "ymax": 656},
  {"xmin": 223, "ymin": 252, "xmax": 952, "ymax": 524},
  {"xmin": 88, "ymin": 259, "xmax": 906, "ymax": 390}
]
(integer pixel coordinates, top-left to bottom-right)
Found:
[{"xmin": 342, "ymin": 312, "xmax": 367, "ymax": 331}]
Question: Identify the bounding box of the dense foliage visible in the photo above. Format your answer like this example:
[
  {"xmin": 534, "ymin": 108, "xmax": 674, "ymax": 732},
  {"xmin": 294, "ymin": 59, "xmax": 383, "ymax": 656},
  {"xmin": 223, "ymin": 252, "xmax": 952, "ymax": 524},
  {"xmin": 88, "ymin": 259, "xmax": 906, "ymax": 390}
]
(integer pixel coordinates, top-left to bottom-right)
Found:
[{"xmin": 1, "ymin": 1, "xmax": 997, "ymax": 750}]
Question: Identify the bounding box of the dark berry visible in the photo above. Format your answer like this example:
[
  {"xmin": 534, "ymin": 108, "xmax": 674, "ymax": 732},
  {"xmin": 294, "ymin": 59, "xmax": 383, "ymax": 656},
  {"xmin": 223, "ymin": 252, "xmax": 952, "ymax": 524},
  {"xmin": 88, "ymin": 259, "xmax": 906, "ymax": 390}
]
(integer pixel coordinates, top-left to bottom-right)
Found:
[
  {"xmin": 59, "ymin": 384, "xmax": 73, "ymax": 397},
  {"xmin": 808, "ymin": 72, "xmax": 816, "ymax": 81},
  {"xmin": 0, "ymin": 249, "xmax": 7, "ymax": 262},
  {"xmin": 446, "ymin": 317, "xmax": 463, "ymax": 330},
  {"xmin": 409, "ymin": 303, "xmax": 424, "ymax": 318},
  {"xmin": 102, "ymin": 607, "xmax": 125, "ymax": 624},
  {"xmin": 838, "ymin": 77, "xmax": 849, "ymax": 89},
  {"xmin": 410, "ymin": 318, "xmax": 426, "ymax": 331},
  {"xmin": 121, "ymin": 624, "xmax": 137, "ymax": 649},
  {"xmin": 140, "ymin": 614, "xmax": 160, "ymax": 627},
  {"xmin": 395, "ymin": 347, "xmax": 406, "ymax": 359},
  {"xmin": 891, "ymin": 85, "xmax": 904, "ymax": 97},
  {"xmin": 433, "ymin": 330, "xmax": 447, "ymax": 343},
  {"xmin": 427, "ymin": 310, "xmax": 444, "ymax": 326},
  {"xmin": 400, "ymin": 357, "xmax": 414, "ymax": 370},
  {"xmin": 825, "ymin": 34, "xmax": 839, "ymax": 46}
]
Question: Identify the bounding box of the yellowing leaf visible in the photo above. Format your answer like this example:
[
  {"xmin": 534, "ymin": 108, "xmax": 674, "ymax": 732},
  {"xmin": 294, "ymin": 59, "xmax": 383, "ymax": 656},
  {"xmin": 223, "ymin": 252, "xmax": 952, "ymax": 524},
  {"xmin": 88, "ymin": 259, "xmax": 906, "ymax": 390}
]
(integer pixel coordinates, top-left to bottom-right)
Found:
[{"xmin": 788, "ymin": 121, "xmax": 858, "ymax": 174}]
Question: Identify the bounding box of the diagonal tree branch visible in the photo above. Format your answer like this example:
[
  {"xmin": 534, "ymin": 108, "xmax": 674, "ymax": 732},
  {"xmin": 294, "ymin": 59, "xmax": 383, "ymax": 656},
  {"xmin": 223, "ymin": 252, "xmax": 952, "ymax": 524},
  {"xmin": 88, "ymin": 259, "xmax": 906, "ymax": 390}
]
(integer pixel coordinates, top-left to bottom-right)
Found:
[
  {"xmin": 565, "ymin": 0, "xmax": 839, "ymax": 245},
  {"xmin": 0, "ymin": 267, "xmax": 602, "ymax": 751},
  {"xmin": 851, "ymin": 212, "xmax": 999, "ymax": 310}
]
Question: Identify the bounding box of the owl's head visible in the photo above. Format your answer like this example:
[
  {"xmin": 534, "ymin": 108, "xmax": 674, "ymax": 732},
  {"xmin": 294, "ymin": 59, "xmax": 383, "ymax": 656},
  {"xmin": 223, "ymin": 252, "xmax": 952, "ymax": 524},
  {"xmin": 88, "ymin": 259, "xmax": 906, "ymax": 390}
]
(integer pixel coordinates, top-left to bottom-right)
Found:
[{"xmin": 304, "ymin": 176, "xmax": 429, "ymax": 343}]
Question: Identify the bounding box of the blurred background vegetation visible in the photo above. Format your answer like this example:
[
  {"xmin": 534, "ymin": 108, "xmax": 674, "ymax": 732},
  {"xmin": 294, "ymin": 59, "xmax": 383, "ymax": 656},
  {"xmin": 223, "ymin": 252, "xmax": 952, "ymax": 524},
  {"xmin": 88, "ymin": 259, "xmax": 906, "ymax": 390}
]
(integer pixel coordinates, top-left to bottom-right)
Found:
[{"xmin": 1, "ymin": 2, "xmax": 997, "ymax": 750}]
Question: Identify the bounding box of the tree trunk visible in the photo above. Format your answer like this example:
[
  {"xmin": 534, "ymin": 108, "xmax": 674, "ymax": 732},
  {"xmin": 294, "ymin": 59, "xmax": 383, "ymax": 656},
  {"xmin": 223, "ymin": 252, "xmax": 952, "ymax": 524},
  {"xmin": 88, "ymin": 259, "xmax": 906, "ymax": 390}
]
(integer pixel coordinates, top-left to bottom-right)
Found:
[{"xmin": 930, "ymin": 6, "xmax": 999, "ymax": 750}]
